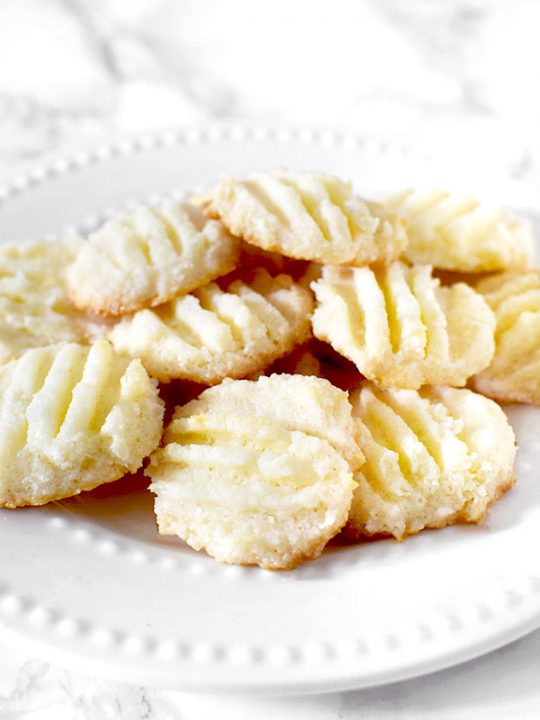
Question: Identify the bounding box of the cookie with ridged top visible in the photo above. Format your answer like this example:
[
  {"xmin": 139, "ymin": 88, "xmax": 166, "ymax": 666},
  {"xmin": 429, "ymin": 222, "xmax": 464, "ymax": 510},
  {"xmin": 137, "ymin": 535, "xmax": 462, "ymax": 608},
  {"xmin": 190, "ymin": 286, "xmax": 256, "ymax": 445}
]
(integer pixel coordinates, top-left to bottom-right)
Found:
[
  {"xmin": 473, "ymin": 270, "xmax": 540, "ymax": 404},
  {"xmin": 109, "ymin": 269, "xmax": 314, "ymax": 384},
  {"xmin": 197, "ymin": 170, "xmax": 406, "ymax": 265},
  {"xmin": 0, "ymin": 239, "xmax": 110, "ymax": 364},
  {"xmin": 346, "ymin": 383, "xmax": 516, "ymax": 540},
  {"xmin": 385, "ymin": 189, "xmax": 533, "ymax": 272},
  {"xmin": 67, "ymin": 201, "xmax": 240, "ymax": 315},
  {"xmin": 0, "ymin": 340, "xmax": 164, "ymax": 507},
  {"xmin": 148, "ymin": 374, "xmax": 362, "ymax": 569},
  {"xmin": 311, "ymin": 262, "xmax": 495, "ymax": 389}
]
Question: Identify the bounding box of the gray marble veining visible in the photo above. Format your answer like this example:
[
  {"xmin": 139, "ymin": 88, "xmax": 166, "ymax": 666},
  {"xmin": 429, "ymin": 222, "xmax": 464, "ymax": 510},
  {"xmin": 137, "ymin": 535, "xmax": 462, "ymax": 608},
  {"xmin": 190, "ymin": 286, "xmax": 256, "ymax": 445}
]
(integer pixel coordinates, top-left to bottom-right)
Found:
[{"xmin": 1, "ymin": 0, "xmax": 540, "ymax": 181}]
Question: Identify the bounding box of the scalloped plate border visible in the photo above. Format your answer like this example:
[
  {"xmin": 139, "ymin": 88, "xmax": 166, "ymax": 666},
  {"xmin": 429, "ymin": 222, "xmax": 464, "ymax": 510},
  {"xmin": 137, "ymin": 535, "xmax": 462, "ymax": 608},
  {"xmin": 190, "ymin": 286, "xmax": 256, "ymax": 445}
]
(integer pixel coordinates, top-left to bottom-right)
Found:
[{"xmin": 0, "ymin": 125, "xmax": 539, "ymax": 695}]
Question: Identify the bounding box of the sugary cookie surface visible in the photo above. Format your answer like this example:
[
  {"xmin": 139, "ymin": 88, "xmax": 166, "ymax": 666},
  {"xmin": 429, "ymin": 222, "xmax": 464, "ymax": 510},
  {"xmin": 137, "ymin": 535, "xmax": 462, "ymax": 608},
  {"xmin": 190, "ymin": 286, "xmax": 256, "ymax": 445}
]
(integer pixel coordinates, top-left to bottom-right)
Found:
[
  {"xmin": 0, "ymin": 239, "xmax": 109, "ymax": 364},
  {"xmin": 384, "ymin": 189, "xmax": 533, "ymax": 272},
  {"xmin": 346, "ymin": 383, "xmax": 516, "ymax": 540},
  {"xmin": 474, "ymin": 270, "xmax": 540, "ymax": 404},
  {"xmin": 197, "ymin": 170, "xmax": 407, "ymax": 265},
  {"xmin": 311, "ymin": 262, "xmax": 495, "ymax": 389},
  {"xmin": 109, "ymin": 269, "xmax": 314, "ymax": 384},
  {"xmin": 148, "ymin": 375, "xmax": 362, "ymax": 569},
  {"xmin": 0, "ymin": 166, "xmax": 529, "ymax": 569},
  {"xmin": 67, "ymin": 201, "xmax": 240, "ymax": 316},
  {"xmin": 0, "ymin": 340, "xmax": 164, "ymax": 508}
]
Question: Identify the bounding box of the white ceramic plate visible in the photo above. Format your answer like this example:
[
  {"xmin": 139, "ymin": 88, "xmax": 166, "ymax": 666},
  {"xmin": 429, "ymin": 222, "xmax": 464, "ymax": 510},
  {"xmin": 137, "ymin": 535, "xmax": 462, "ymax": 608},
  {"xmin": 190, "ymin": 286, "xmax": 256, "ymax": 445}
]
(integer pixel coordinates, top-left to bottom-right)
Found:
[{"xmin": 0, "ymin": 126, "xmax": 539, "ymax": 695}]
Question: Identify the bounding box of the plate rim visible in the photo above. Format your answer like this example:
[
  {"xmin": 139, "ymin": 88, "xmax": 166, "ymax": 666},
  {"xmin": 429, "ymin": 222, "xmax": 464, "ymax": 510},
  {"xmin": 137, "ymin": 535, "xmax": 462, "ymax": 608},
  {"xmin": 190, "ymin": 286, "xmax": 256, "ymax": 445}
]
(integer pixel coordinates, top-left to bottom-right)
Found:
[
  {"xmin": 1, "ymin": 123, "xmax": 539, "ymax": 695},
  {"xmin": 1, "ymin": 599, "xmax": 540, "ymax": 695}
]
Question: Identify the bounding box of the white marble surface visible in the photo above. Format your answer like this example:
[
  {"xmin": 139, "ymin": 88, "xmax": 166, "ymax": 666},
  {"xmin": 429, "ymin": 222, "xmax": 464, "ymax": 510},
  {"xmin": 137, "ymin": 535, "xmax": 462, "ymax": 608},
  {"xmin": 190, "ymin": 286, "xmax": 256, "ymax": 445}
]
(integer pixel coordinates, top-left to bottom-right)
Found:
[
  {"xmin": 2, "ymin": 630, "xmax": 540, "ymax": 719},
  {"xmin": 1, "ymin": 0, "xmax": 540, "ymax": 185},
  {"xmin": 1, "ymin": 1, "xmax": 540, "ymax": 717}
]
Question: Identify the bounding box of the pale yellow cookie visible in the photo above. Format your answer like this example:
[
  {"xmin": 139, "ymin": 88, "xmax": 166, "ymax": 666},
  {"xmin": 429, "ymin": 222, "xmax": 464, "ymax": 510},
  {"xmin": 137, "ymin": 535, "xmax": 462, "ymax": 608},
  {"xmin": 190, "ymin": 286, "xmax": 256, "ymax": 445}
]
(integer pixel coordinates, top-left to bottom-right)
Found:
[
  {"xmin": 346, "ymin": 383, "xmax": 516, "ymax": 540},
  {"xmin": 0, "ymin": 340, "xmax": 164, "ymax": 508},
  {"xmin": 0, "ymin": 239, "xmax": 110, "ymax": 365},
  {"xmin": 311, "ymin": 263, "xmax": 495, "ymax": 389},
  {"xmin": 67, "ymin": 201, "xmax": 240, "ymax": 316},
  {"xmin": 109, "ymin": 269, "xmax": 314, "ymax": 384},
  {"xmin": 473, "ymin": 270, "xmax": 540, "ymax": 404},
  {"xmin": 197, "ymin": 170, "xmax": 407, "ymax": 265},
  {"xmin": 148, "ymin": 375, "xmax": 362, "ymax": 569},
  {"xmin": 384, "ymin": 189, "xmax": 533, "ymax": 272}
]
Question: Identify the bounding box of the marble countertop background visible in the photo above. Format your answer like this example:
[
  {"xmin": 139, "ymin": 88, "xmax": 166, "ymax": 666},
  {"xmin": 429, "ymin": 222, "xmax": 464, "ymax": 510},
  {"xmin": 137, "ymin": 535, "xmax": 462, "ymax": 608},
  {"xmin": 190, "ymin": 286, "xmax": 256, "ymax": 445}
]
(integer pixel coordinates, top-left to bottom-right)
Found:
[
  {"xmin": 1, "ymin": 1, "xmax": 540, "ymax": 718},
  {"xmin": 1, "ymin": 0, "xmax": 540, "ymax": 185}
]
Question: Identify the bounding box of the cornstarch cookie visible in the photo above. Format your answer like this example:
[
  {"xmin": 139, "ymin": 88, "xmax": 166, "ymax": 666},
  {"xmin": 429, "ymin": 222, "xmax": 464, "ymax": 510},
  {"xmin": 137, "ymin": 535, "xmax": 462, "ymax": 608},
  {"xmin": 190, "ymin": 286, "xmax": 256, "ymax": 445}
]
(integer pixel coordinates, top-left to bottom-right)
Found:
[
  {"xmin": 0, "ymin": 340, "xmax": 164, "ymax": 508},
  {"xmin": 148, "ymin": 375, "xmax": 363, "ymax": 569},
  {"xmin": 311, "ymin": 262, "xmax": 495, "ymax": 389},
  {"xmin": 0, "ymin": 239, "xmax": 110, "ymax": 365},
  {"xmin": 346, "ymin": 383, "xmax": 516, "ymax": 540},
  {"xmin": 67, "ymin": 200, "xmax": 240, "ymax": 315},
  {"xmin": 474, "ymin": 270, "xmax": 540, "ymax": 404},
  {"xmin": 197, "ymin": 169, "xmax": 406, "ymax": 265},
  {"xmin": 109, "ymin": 269, "xmax": 314, "ymax": 384},
  {"xmin": 384, "ymin": 189, "xmax": 533, "ymax": 272}
]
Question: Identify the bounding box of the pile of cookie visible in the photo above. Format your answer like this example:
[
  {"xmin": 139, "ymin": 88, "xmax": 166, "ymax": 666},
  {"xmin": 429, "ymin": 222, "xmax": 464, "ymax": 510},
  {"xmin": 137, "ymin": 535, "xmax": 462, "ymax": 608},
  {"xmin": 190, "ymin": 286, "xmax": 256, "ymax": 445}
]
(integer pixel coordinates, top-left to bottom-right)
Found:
[{"xmin": 0, "ymin": 170, "xmax": 535, "ymax": 569}]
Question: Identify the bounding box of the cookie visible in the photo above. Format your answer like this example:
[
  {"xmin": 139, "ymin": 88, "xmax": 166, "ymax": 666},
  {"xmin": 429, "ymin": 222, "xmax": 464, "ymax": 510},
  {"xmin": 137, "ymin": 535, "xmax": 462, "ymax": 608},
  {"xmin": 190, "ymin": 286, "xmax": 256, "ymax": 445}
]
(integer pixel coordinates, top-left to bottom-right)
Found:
[
  {"xmin": 0, "ymin": 340, "xmax": 164, "ymax": 508},
  {"xmin": 197, "ymin": 170, "xmax": 407, "ymax": 265},
  {"xmin": 0, "ymin": 239, "xmax": 110, "ymax": 364},
  {"xmin": 109, "ymin": 269, "xmax": 314, "ymax": 384},
  {"xmin": 384, "ymin": 189, "xmax": 533, "ymax": 272},
  {"xmin": 473, "ymin": 270, "xmax": 540, "ymax": 403},
  {"xmin": 148, "ymin": 375, "xmax": 362, "ymax": 569},
  {"xmin": 311, "ymin": 262, "xmax": 495, "ymax": 389},
  {"xmin": 67, "ymin": 201, "xmax": 240, "ymax": 315},
  {"xmin": 346, "ymin": 383, "xmax": 516, "ymax": 540}
]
